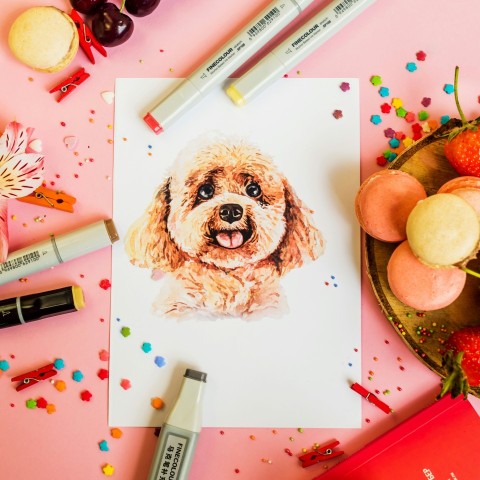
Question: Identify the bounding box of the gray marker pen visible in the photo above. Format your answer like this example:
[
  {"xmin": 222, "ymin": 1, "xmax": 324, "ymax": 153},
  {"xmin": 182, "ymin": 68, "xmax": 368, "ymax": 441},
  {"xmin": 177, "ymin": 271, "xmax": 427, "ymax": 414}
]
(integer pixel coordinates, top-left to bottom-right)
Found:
[
  {"xmin": 0, "ymin": 219, "xmax": 119, "ymax": 286},
  {"xmin": 148, "ymin": 369, "xmax": 207, "ymax": 480}
]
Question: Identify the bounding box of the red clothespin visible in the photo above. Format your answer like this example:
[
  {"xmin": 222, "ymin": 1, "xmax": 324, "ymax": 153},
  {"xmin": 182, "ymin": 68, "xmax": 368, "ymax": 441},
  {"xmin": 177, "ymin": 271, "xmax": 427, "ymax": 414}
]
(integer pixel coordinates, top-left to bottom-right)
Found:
[
  {"xmin": 49, "ymin": 67, "xmax": 90, "ymax": 102},
  {"xmin": 11, "ymin": 363, "xmax": 57, "ymax": 392},
  {"xmin": 17, "ymin": 185, "xmax": 76, "ymax": 213},
  {"xmin": 299, "ymin": 440, "xmax": 344, "ymax": 468},
  {"xmin": 350, "ymin": 382, "xmax": 392, "ymax": 414},
  {"xmin": 69, "ymin": 9, "xmax": 107, "ymax": 64}
]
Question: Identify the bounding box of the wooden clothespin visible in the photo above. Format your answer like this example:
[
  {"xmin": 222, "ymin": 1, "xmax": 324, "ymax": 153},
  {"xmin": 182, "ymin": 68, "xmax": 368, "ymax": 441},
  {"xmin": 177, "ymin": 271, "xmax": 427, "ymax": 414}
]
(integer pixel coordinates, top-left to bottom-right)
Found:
[
  {"xmin": 299, "ymin": 440, "xmax": 344, "ymax": 468},
  {"xmin": 11, "ymin": 363, "xmax": 57, "ymax": 392},
  {"xmin": 17, "ymin": 186, "xmax": 76, "ymax": 213},
  {"xmin": 350, "ymin": 382, "xmax": 392, "ymax": 414},
  {"xmin": 49, "ymin": 67, "xmax": 90, "ymax": 102},
  {"xmin": 69, "ymin": 9, "xmax": 107, "ymax": 64}
]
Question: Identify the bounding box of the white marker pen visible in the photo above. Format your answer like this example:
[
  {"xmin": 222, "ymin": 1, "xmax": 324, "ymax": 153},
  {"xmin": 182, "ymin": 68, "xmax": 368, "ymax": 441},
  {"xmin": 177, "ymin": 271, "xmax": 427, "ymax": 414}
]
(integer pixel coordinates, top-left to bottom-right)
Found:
[
  {"xmin": 147, "ymin": 369, "xmax": 207, "ymax": 480},
  {"xmin": 143, "ymin": 0, "xmax": 314, "ymax": 134},
  {"xmin": 0, "ymin": 219, "xmax": 119, "ymax": 286},
  {"xmin": 226, "ymin": 0, "xmax": 376, "ymax": 106}
]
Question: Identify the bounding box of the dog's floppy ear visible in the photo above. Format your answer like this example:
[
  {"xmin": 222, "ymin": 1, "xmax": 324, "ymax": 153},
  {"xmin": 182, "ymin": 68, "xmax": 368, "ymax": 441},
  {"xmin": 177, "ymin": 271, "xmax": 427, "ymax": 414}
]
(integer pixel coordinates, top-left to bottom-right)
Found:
[
  {"xmin": 125, "ymin": 178, "xmax": 185, "ymax": 272},
  {"xmin": 271, "ymin": 178, "xmax": 325, "ymax": 276}
]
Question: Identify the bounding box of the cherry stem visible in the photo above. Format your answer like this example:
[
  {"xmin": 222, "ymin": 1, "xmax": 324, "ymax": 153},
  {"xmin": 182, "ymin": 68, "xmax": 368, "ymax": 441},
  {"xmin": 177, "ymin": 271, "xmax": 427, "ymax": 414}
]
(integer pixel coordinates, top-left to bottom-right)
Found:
[
  {"xmin": 120, "ymin": 0, "xmax": 126, "ymax": 12},
  {"xmin": 461, "ymin": 266, "xmax": 480, "ymax": 279},
  {"xmin": 454, "ymin": 66, "xmax": 468, "ymax": 125}
]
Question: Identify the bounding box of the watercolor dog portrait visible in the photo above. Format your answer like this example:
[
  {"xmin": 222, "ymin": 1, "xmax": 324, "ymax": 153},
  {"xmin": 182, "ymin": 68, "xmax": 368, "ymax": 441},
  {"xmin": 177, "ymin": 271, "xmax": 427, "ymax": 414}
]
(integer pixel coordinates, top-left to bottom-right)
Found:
[
  {"xmin": 110, "ymin": 78, "xmax": 361, "ymax": 428},
  {"xmin": 125, "ymin": 134, "xmax": 325, "ymax": 319}
]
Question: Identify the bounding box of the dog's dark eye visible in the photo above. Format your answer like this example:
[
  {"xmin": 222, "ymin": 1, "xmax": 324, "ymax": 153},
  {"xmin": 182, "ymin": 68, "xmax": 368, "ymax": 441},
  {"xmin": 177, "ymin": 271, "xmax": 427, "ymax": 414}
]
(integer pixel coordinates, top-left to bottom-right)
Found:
[
  {"xmin": 197, "ymin": 183, "xmax": 215, "ymax": 200},
  {"xmin": 246, "ymin": 182, "xmax": 261, "ymax": 198}
]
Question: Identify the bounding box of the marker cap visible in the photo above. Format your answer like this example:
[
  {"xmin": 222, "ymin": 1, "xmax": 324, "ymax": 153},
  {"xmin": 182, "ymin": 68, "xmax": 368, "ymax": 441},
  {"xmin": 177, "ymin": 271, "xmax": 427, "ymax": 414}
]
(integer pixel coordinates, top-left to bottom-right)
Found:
[
  {"xmin": 227, "ymin": 52, "xmax": 286, "ymax": 106},
  {"xmin": 145, "ymin": 80, "xmax": 202, "ymax": 134}
]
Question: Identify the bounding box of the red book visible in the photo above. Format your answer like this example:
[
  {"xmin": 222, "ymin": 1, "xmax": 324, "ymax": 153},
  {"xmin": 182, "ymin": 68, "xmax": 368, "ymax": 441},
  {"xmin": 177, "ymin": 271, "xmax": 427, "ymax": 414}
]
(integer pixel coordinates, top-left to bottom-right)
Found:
[{"xmin": 316, "ymin": 396, "xmax": 480, "ymax": 479}]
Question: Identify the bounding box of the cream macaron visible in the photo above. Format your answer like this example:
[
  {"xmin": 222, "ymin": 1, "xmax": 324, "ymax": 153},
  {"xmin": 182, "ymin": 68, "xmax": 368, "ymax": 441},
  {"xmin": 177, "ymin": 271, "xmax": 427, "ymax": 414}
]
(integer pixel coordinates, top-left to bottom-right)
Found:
[
  {"xmin": 406, "ymin": 193, "xmax": 480, "ymax": 267},
  {"xmin": 8, "ymin": 6, "xmax": 79, "ymax": 73},
  {"xmin": 387, "ymin": 241, "xmax": 466, "ymax": 311},
  {"xmin": 355, "ymin": 169, "xmax": 427, "ymax": 242}
]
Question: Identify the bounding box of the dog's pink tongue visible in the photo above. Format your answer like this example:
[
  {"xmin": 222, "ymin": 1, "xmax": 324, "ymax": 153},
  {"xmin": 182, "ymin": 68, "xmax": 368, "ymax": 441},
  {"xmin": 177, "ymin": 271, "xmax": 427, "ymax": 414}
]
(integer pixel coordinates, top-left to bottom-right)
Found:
[{"xmin": 216, "ymin": 231, "xmax": 244, "ymax": 249}]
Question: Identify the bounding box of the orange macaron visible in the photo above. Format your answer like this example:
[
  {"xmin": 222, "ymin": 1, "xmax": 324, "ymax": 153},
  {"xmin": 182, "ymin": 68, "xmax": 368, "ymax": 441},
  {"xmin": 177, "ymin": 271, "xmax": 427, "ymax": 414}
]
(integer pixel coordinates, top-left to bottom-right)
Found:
[{"xmin": 355, "ymin": 169, "xmax": 427, "ymax": 242}]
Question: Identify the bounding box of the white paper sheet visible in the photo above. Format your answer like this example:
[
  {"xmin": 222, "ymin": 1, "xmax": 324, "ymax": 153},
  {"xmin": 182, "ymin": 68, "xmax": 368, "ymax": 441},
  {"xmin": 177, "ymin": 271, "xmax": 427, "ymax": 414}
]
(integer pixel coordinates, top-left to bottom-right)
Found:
[{"xmin": 110, "ymin": 78, "xmax": 361, "ymax": 427}]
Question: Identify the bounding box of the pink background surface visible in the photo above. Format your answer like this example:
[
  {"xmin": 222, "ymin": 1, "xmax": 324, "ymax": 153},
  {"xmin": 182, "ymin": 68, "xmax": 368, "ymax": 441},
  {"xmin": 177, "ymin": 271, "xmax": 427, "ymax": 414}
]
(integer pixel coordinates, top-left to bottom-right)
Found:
[{"xmin": 0, "ymin": 0, "xmax": 479, "ymax": 479}]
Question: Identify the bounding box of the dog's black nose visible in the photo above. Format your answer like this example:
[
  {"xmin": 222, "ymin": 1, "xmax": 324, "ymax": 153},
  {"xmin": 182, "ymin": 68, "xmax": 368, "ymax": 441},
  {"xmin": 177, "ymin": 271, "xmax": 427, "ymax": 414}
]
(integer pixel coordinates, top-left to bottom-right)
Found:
[{"xmin": 219, "ymin": 203, "xmax": 243, "ymax": 223}]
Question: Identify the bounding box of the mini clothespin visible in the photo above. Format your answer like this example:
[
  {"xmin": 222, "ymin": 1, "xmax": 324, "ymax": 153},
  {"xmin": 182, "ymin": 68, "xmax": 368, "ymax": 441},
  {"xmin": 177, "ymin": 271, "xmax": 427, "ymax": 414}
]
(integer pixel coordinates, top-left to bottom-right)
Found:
[
  {"xmin": 350, "ymin": 382, "xmax": 392, "ymax": 414},
  {"xmin": 299, "ymin": 440, "xmax": 344, "ymax": 468},
  {"xmin": 49, "ymin": 67, "xmax": 90, "ymax": 102},
  {"xmin": 11, "ymin": 363, "xmax": 57, "ymax": 392},
  {"xmin": 69, "ymin": 9, "xmax": 107, "ymax": 64},
  {"xmin": 17, "ymin": 186, "xmax": 76, "ymax": 213}
]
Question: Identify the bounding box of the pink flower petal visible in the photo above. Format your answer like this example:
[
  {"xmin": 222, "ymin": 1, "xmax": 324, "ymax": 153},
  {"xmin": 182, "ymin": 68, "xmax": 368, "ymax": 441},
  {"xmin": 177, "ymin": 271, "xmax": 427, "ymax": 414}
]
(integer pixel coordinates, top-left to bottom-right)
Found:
[
  {"xmin": 0, "ymin": 122, "xmax": 33, "ymax": 166},
  {"xmin": 0, "ymin": 198, "xmax": 8, "ymax": 262},
  {"xmin": 0, "ymin": 153, "xmax": 45, "ymax": 198}
]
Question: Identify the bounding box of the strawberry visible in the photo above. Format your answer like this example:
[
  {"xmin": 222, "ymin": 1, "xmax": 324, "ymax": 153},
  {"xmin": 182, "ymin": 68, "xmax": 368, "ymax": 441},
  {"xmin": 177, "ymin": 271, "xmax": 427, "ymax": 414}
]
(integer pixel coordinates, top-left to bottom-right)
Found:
[
  {"xmin": 444, "ymin": 66, "xmax": 480, "ymax": 177},
  {"xmin": 437, "ymin": 325, "xmax": 480, "ymax": 399}
]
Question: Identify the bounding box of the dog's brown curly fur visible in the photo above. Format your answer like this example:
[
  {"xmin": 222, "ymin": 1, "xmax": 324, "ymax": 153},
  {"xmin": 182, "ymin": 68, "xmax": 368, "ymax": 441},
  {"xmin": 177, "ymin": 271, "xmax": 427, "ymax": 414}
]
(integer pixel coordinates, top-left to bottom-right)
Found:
[{"xmin": 126, "ymin": 136, "xmax": 324, "ymax": 317}]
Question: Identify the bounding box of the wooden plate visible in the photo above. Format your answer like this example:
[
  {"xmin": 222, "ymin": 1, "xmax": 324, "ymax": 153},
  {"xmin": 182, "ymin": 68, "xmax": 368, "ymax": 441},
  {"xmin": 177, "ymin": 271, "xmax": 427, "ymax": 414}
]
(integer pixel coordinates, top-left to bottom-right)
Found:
[{"xmin": 365, "ymin": 118, "xmax": 480, "ymax": 398}]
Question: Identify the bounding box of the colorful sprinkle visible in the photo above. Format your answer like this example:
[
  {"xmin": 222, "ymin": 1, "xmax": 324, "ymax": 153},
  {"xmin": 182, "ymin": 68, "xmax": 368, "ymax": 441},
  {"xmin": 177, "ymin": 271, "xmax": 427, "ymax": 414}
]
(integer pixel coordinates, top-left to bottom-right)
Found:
[
  {"xmin": 54, "ymin": 358, "xmax": 65, "ymax": 370},
  {"xmin": 380, "ymin": 102, "xmax": 392, "ymax": 113},
  {"xmin": 111, "ymin": 428, "xmax": 123, "ymax": 439},
  {"xmin": 99, "ymin": 279, "xmax": 111, "ymax": 290},
  {"xmin": 36, "ymin": 397, "xmax": 48, "ymax": 409},
  {"xmin": 154, "ymin": 356, "xmax": 166, "ymax": 368},
  {"xmin": 370, "ymin": 75, "xmax": 382, "ymax": 86},
  {"xmin": 388, "ymin": 138, "xmax": 400, "ymax": 148},
  {"xmin": 396, "ymin": 107, "xmax": 407, "ymax": 118},
  {"xmin": 54, "ymin": 380, "xmax": 67, "ymax": 392},
  {"xmin": 151, "ymin": 397, "xmax": 164, "ymax": 409},
  {"xmin": 26, "ymin": 399, "xmax": 37, "ymax": 409},
  {"xmin": 99, "ymin": 349, "xmax": 110, "ymax": 361},
  {"xmin": 120, "ymin": 379, "xmax": 132, "ymax": 390},
  {"xmin": 46, "ymin": 404, "xmax": 56, "ymax": 414},
  {"xmin": 81, "ymin": 390, "xmax": 93, "ymax": 402},
  {"xmin": 141, "ymin": 342, "xmax": 152, "ymax": 353},
  {"xmin": 99, "ymin": 440, "xmax": 109, "ymax": 452},
  {"xmin": 370, "ymin": 115, "xmax": 382, "ymax": 125},
  {"xmin": 121, "ymin": 326, "xmax": 131, "ymax": 337},
  {"xmin": 102, "ymin": 464, "xmax": 115, "ymax": 476},
  {"xmin": 406, "ymin": 62, "xmax": 417, "ymax": 72},
  {"xmin": 339, "ymin": 82, "xmax": 350, "ymax": 92},
  {"xmin": 72, "ymin": 370, "xmax": 84, "ymax": 382},
  {"xmin": 98, "ymin": 368, "xmax": 109, "ymax": 380},
  {"xmin": 378, "ymin": 86, "xmax": 390, "ymax": 97},
  {"xmin": 391, "ymin": 98, "xmax": 403, "ymax": 109},
  {"xmin": 332, "ymin": 109, "xmax": 343, "ymax": 119},
  {"xmin": 421, "ymin": 97, "xmax": 431, "ymax": 107},
  {"xmin": 443, "ymin": 84, "xmax": 454, "ymax": 94},
  {"xmin": 416, "ymin": 50, "xmax": 427, "ymax": 61},
  {"xmin": 0, "ymin": 360, "xmax": 10, "ymax": 371},
  {"xmin": 440, "ymin": 115, "xmax": 451, "ymax": 124}
]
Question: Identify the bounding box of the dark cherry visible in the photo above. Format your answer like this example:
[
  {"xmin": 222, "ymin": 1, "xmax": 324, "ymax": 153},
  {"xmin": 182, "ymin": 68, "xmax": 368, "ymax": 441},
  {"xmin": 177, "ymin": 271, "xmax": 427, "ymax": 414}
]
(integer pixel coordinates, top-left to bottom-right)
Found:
[
  {"xmin": 91, "ymin": 3, "xmax": 134, "ymax": 47},
  {"xmin": 70, "ymin": 0, "xmax": 107, "ymax": 14},
  {"xmin": 125, "ymin": 0, "xmax": 161, "ymax": 17}
]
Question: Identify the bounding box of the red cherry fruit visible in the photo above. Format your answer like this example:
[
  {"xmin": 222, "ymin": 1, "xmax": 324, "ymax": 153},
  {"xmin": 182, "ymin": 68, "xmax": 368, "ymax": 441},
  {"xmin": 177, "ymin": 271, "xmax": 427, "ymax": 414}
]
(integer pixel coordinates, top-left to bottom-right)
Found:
[
  {"xmin": 70, "ymin": 0, "xmax": 107, "ymax": 14},
  {"xmin": 91, "ymin": 3, "xmax": 134, "ymax": 47},
  {"xmin": 444, "ymin": 66, "xmax": 480, "ymax": 177},
  {"xmin": 125, "ymin": 0, "xmax": 161, "ymax": 17}
]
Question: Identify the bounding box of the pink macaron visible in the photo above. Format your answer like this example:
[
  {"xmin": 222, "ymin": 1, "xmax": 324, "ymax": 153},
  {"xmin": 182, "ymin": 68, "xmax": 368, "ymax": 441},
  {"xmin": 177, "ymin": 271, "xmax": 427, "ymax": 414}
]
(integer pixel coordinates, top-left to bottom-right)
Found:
[
  {"xmin": 387, "ymin": 241, "xmax": 467, "ymax": 311},
  {"xmin": 355, "ymin": 169, "xmax": 427, "ymax": 242},
  {"xmin": 438, "ymin": 176, "xmax": 480, "ymax": 217}
]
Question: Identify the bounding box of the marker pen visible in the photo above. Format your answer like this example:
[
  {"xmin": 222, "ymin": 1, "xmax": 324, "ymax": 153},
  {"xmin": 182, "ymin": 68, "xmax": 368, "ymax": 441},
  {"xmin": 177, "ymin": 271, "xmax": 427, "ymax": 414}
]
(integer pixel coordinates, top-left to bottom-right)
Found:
[
  {"xmin": 0, "ymin": 219, "xmax": 119, "ymax": 286},
  {"xmin": 147, "ymin": 369, "xmax": 207, "ymax": 480},
  {"xmin": 0, "ymin": 286, "xmax": 85, "ymax": 330},
  {"xmin": 226, "ymin": 0, "xmax": 376, "ymax": 106},
  {"xmin": 143, "ymin": 0, "xmax": 315, "ymax": 134}
]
